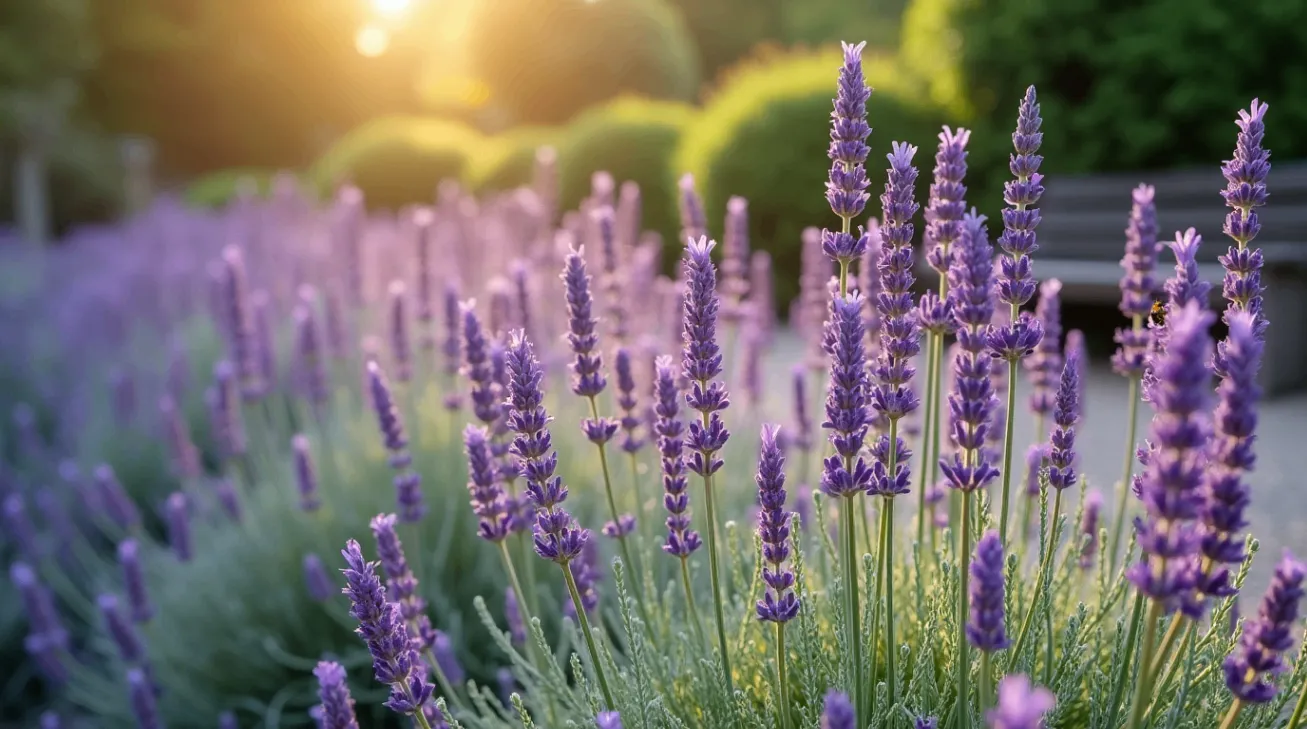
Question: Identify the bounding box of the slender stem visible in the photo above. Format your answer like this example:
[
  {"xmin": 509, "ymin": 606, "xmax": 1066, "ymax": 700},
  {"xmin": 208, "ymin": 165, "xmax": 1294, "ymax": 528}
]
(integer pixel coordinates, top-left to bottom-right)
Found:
[
  {"xmin": 869, "ymin": 502, "xmax": 883, "ymax": 718},
  {"xmin": 957, "ymin": 490, "xmax": 973, "ymax": 729},
  {"xmin": 978, "ymin": 651, "xmax": 992, "ymax": 716},
  {"xmin": 409, "ymin": 701, "xmax": 435, "ymax": 729},
  {"xmin": 1111, "ymin": 372, "xmax": 1142, "ymax": 569},
  {"xmin": 776, "ymin": 622, "xmax": 791, "ymax": 729},
  {"xmin": 930, "ymin": 273, "xmax": 948, "ymax": 492},
  {"xmin": 1010, "ymin": 488, "xmax": 1063, "ymax": 662},
  {"xmin": 700, "ymin": 426, "xmax": 735, "ymax": 698},
  {"xmin": 679, "ymin": 557, "xmax": 706, "ymax": 646},
  {"xmin": 498, "ymin": 543, "xmax": 552, "ymax": 697},
  {"xmin": 628, "ymin": 451, "xmax": 649, "ymax": 543},
  {"xmin": 562, "ymin": 561, "xmax": 615, "ymax": 710},
  {"xmin": 997, "ymin": 354, "xmax": 1019, "ymax": 547},
  {"xmin": 1104, "ymin": 592, "xmax": 1147, "ymax": 729},
  {"xmin": 1125, "ymin": 600, "xmax": 1165, "ymax": 729},
  {"xmin": 588, "ymin": 396, "xmax": 653, "ymax": 633},
  {"xmin": 1288, "ymin": 668, "xmax": 1307, "ymax": 729},
  {"xmin": 1151, "ymin": 614, "xmax": 1188, "ymax": 677},
  {"xmin": 423, "ymin": 647, "xmax": 466, "ymax": 714},
  {"xmin": 917, "ymin": 331, "xmax": 939, "ymax": 554},
  {"xmin": 883, "ymin": 495, "xmax": 897, "ymax": 708},
  {"xmin": 1144, "ymin": 621, "xmax": 1196, "ymax": 718},
  {"xmin": 1217, "ymin": 700, "xmax": 1244, "ymax": 729},
  {"xmin": 843, "ymin": 498, "xmax": 865, "ymax": 727}
]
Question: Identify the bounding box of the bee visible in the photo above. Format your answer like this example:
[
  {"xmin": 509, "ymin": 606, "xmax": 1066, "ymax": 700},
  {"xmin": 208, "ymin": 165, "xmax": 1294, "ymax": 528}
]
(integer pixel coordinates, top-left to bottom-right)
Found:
[{"xmin": 1149, "ymin": 299, "xmax": 1167, "ymax": 328}]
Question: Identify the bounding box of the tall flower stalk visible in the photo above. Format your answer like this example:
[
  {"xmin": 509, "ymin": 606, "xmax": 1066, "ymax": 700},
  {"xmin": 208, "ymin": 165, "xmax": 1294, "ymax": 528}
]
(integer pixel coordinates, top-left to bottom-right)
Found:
[
  {"xmin": 653, "ymin": 356, "xmax": 706, "ymax": 643},
  {"xmin": 991, "ymin": 86, "xmax": 1045, "ymax": 548},
  {"xmin": 755, "ymin": 424, "xmax": 798, "ymax": 729},
  {"xmin": 1109, "ymin": 184, "xmax": 1160, "ymax": 568}
]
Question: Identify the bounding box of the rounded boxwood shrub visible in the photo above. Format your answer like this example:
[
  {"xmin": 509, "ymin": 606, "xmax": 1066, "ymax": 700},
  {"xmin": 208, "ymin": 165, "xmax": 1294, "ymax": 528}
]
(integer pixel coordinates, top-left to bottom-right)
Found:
[
  {"xmin": 184, "ymin": 168, "xmax": 278, "ymax": 209},
  {"xmin": 676, "ymin": 47, "xmax": 954, "ymax": 314},
  {"xmin": 464, "ymin": 0, "xmax": 701, "ymax": 126},
  {"xmin": 469, "ymin": 126, "xmax": 560, "ymax": 194},
  {"xmin": 309, "ymin": 117, "xmax": 486, "ymax": 209},
  {"xmin": 557, "ymin": 97, "xmax": 696, "ymax": 248}
]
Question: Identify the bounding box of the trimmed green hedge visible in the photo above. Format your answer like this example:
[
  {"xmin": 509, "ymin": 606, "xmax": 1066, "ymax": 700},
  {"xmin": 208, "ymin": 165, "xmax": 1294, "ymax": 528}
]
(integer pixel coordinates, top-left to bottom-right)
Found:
[
  {"xmin": 676, "ymin": 47, "xmax": 954, "ymax": 312},
  {"xmin": 184, "ymin": 168, "xmax": 279, "ymax": 209},
  {"xmin": 309, "ymin": 117, "xmax": 486, "ymax": 209},
  {"xmin": 557, "ymin": 96, "xmax": 696, "ymax": 248},
  {"xmin": 469, "ymin": 126, "xmax": 560, "ymax": 194},
  {"xmin": 464, "ymin": 0, "xmax": 701, "ymax": 125}
]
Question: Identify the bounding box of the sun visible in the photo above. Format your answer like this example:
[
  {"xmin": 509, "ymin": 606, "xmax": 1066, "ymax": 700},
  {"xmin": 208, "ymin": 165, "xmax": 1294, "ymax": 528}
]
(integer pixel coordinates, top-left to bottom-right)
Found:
[
  {"xmin": 371, "ymin": 0, "xmax": 412, "ymax": 18},
  {"xmin": 355, "ymin": 24, "xmax": 390, "ymax": 58}
]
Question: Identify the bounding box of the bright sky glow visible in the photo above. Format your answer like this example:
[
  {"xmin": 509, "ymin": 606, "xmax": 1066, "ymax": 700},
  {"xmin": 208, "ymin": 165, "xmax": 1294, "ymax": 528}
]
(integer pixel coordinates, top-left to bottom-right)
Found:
[
  {"xmin": 355, "ymin": 24, "xmax": 390, "ymax": 57},
  {"xmin": 372, "ymin": 0, "xmax": 413, "ymax": 17}
]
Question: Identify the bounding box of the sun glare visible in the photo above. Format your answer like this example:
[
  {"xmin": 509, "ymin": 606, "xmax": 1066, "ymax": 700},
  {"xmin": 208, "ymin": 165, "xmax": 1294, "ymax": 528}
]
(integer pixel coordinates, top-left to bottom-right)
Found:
[
  {"xmin": 372, "ymin": 0, "xmax": 412, "ymax": 17},
  {"xmin": 355, "ymin": 24, "xmax": 390, "ymax": 58}
]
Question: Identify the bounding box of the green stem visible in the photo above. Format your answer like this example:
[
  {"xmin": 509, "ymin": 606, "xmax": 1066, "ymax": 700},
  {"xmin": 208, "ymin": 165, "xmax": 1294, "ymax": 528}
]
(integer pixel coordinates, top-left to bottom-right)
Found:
[
  {"xmin": 1110, "ymin": 373, "xmax": 1142, "ymax": 569},
  {"xmin": 776, "ymin": 622, "xmax": 791, "ymax": 729},
  {"xmin": 1144, "ymin": 621, "xmax": 1195, "ymax": 718},
  {"xmin": 1288, "ymin": 668, "xmax": 1307, "ymax": 728},
  {"xmin": 957, "ymin": 490, "xmax": 973, "ymax": 729},
  {"xmin": 979, "ymin": 651, "xmax": 992, "ymax": 716},
  {"xmin": 842, "ymin": 497, "xmax": 865, "ymax": 727},
  {"xmin": 589, "ymin": 396, "xmax": 652, "ymax": 631},
  {"xmin": 1010, "ymin": 488, "xmax": 1063, "ymax": 663},
  {"xmin": 998, "ymin": 353, "xmax": 1019, "ymax": 547},
  {"xmin": 699, "ymin": 423, "xmax": 735, "ymax": 698},
  {"xmin": 628, "ymin": 451, "xmax": 649, "ymax": 543},
  {"xmin": 883, "ymin": 495, "xmax": 898, "ymax": 708},
  {"xmin": 562, "ymin": 561, "xmax": 615, "ymax": 710},
  {"xmin": 679, "ymin": 557, "xmax": 706, "ymax": 646},
  {"xmin": 917, "ymin": 332, "xmax": 939, "ymax": 554},
  {"xmin": 1150, "ymin": 614, "xmax": 1188, "ymax": 677},
  {"xmin": 1125, "ymin": 600, "xmax": 1165, "ymax": 729},
  {"xmin": 1104, "ymin": 592, "xmax": 1146, "ymax": 729},
  {"xmin": 1217, "ymin": 700, "xmax": 1244, "ymax": 729}
]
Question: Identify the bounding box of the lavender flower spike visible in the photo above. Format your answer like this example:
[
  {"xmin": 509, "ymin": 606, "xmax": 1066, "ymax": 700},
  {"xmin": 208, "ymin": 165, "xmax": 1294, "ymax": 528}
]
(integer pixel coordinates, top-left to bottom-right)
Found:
[
  {"xmin": 117, "ymin": 539, "xmax": 153, "ymax": 623},
  {"xmin": 614, "ymin": 347, "xmax": 644, "ymax": 455},
  {"xmin": 996, "ymin": 86, "xmax": 1045, "ymax": 310},
  {"xmin": 1079, "ymin": 489, "xmax": 1103, "ymax": 570},
  {"xmin": 370, "ymin": 514, "xmax": 428, "ymax": 630},
  {"xmin": 597, "ymin": 712, "xmax": 624, "ymax": 729},
  {"xmin": 442, "ymin": 280, "xmax": 463, "ymax": 411},
  {"xmin": 681, "ymin": 237, "xmax": 731, "ymax": 475},
  {"xmin": 821, "ymin": 690, "xmax": 855, "ymax": 729},
  {"xmin": 340, "ymin": 539, "xmax": 434, "ymax": 716},
  {"xmin": 1127, "ymin": 300, "xmax": 1214, "ymax": 615},
  {"xmin": 987, "ymin": 675, "xmax": 1055, "ymax": 729},
  {"xmin": 756, "ymin": 424, "xmax": 798, "ymax": 623},
  {"xmin": 677, "ymin": 173, "xmax": 706, "ymax": 243},
  {"xmin": 654, "ymin": 356, "xmax": 701, "ymax": 558},
  {"xmin": 128, "ymin": 667, "xmax": 162, "ymax": 729},
  {"xmin": 870, "ymin": 142, "xmax": 922, "ymax": 425},
  {"xmin": 967, "ymin": 531, "xmax": 1009, "ymax": 651},
  {"xmin": 1025, "ymin": 279, "xmax": 1063, "ymax": 417},
  {"xmin": 925, "ymin": 126, "xmax": 971, "ymax": 276},
  {"xmin": 1112, "ymin": 185, "xmax": 1160, "ymax": 378},
  {"xmin": 315, "ymin": 661, "xmax": 361, "ymax": 729},
  {"xmin": 304, "ymin": 554, "xmax": 335, "ymax": 603},
  {"xmin": 464, "ymin": 424, "xmax": 511, "ymax": 543},
  {"xmin": 366, "ymin": 361, "xmax": 425, "ymax": 523},
  {"xmin": 460, "ymin": 300, "xmax": 500, "ymax": 428},
  {"xmin": 561, "ymin": 244, "xmax": 621, "ymax": 449},
  {"xmin": 792, "ymin": 366, "xmax": 814, "ymax": 453},
  {"xmin": 165, "ymin": 492, "xmax": 191, "ymax": 562},
  {"xmin": 503, "ymin": 331, "xmax": 590, "ymax": 564},
  {"xmin": 292, "ymin": 435, "xmax": 321, "ymax": 512},
  {"xmin": 388, "ymin": 280, "xmax": 412, "ymax": 382},
  {"xmin": 1046, "ymin": 351, "xmax": 1080, "ymax": 490},
  {"xmin": 820, "ymin": 292, "xmax": 874, "ymax": 497},
  {"xmin": 1219, "ymin": 99, "xmax": 1271, "ymax": 339},
  {"xmin": 432, "ymin": 630, "xmax": 464, "ymax": 685},
  {"xmin": 826, "ymin": 41, "xmax": 871, "ymax": 223},
  {"xmin": 97, "ymin": 594, "xmax": 144, "ymax": 664},
  {"xmin": 1198, "ymin": 311, "xmax": 1261, "ymax": 601},
  {"xmin": 1223, "ymin": 551, "xmax": 1305, "ymax": 703}
]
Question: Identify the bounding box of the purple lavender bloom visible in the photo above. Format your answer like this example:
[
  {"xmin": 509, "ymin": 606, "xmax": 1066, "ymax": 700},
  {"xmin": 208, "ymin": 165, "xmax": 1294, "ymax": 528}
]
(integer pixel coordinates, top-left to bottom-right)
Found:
[
  {"xmin": 388, "ymin": 281, "xmax": 413, "ymax": 382},
  {"xmin": 870, "ymin": 142, "xmax": 922, "ymax": 424},
  {"xmin": 915, "ymin": 717, "xmax": 939, "ymax": 729},
  {"xmin": 460, "ymin": 301, "xmax": 500, "ymax": 427},
  {"xmin": 996, "ymin": 86, "xmax": 1044, "ymax": 310},
  {"xmin": 292, "ymin": 435, "xmax": 321, "ymax": 512},
  {"xmin": 602, "ymin": 515, "xmax": 636, "ymax": 538},
  {"xmin": 423, "ymin": 701, "xmax": 451, "ymax": 729},
  {"xmin": 562, "ymin": 540, "xmax": 601, "ymax": 617},
  {"xmin": 681, "ymin": 237, "xmax": 732, "ymax": 476},
  {"xmin": 1112, "ymin": 185, "xmax": 1160, "ymax": 378},
  {"xmin": 792, "ymin": 366, "xmax": 814, "ymax": 453},
  {"xmin": 159, "ymin": 396, "xmax": 202, "ymax": 480},
  {"xmin": 292, "ymin": 299, "xmax": 330, "ymax": 407},
  {"xmin": 118, "ymin": 539, "xmax": 153, "ymax": 623},
  {"xmin": 323, "ymin": 287, "xmax": 348, "ymax": 361},
  {"xmin": 314, "ymin": 660, "xmax": 360, "ymax": 729},
  {"xmin": 1025, "ymin": 279, "xmax": 1063, "ymax": 416},
  {"xmin": 370, "ymin": 514, "xmax": 426, "ymax": 626},
  {"xmin": 561, "ymin": 244, "xmax": 607, "ymax": 402},
  {"xmin": 987, "ymin": 311, "xmax": 1044, "ymax": 362},
  {"xmin": 1023, "ymin": 444, "xmax": 1047, "ymax": 498},
  {"xmin": 165, "ymin": 492, "xmax": 191, "ymax": 562},
  {"xmin": 1127, "ymin": 301, "xmax": 1214, "ymax": 614},
  {"xmin": 219, "ymin": 245, "xmax": 260, "ymax": 399},
  {"xmin": 112, "ymin": 369, "xmax": 137, "ymax": 423},
  {"xmin": 41, "ymin": 712, "xmax": 61, "ymax": 729},
  {"xmin": 1142, "ymin": 229, "xmax": 1213, "ymax": 404},
  {"xmin": 97, "ymin": 593, "xmax": 144, "ymax": 663},
  {"xmin": 442, "ymin": 280, "xmax": 463, "ymax": 410},
  {"xmin": 597, "ymin": 712, "xmax": 624, "ymax": 729},
  {"xmin": 967, "ymin": 530, "xmax": 1009, "ymax": 651},
  {"xmin": 826, "ymin": 41, "xmax": 872, "ymax": 225},
  {"xmin": 1223, "ymin": 551, "xmax": 1304, "ymax": 703},
  {"xmin": 821, "ymin": 690, "xmax": 855, "ymax": 729},
  {"xmin": 654, "ymin": 356, "xmax": 702, "ymax": 557},
  {"xmin": 128, "ymin": 667, "xmax": 162, "ymax": 729},
  {"xmin": 504, "ymin": 332, "xmax": 590, "ymax": 563},
  {"xmin": 3, "ymin": 493, "xmax": 38, "ymax": 562},
  {"xmin": 215, "ymin": 478, "xmax": 242, "ymax": 523},
  {"xmin": 304, "ymin": 554, "xmax": 335, "ymax": 603},
  {"xmin": 1079, "ymin": 489, "xmax": 1103, "ymax": 570},
  {"xmin": 497, "ymin": 667, "xmax": 516, "ymax": 707},
  {"xmin": 748, "ymin": 250, "xmax": 775, "ymax": 343},
  {"xmin": 1219, "ymin": 100, "xmax": 1271, "ymax": 341},
  {"xmin": 251, "ymin": 292, "xmax": 277, "ymax": 395},
  {"xmin": 820, "ymin": 293, "xmax": 874, "ymax": 498},
  {"xmin": 366, "ymin": 362, "xmax": 425, "ymax": 522},
  {"xmin": 925, "ymin": 127, "xmax": 971, "ymax": 275},
  {"xmin": 464, "ymin": 425, "xmax": 512, "ymax": 542},
  {"xmin": 594, "ymin": 205, "xmax": 629, "ymax": 342},
  {"xmin": 857, "ymin": 220, "xmax": 884, "ymax": 357},
  {"xmin": 1198, "ymin": 312, "xmax": 1261, "ymax": 600},
  {"xmin": 11, "ymin": 562, "xmax": 67, "ymax": 649},
  {"xmin": 614, "ymin": 347, "xmax": 644, "ymax": 454},
  {"xmin": 414, "ymin": 208, "xmax": 436, "ymax": 349},
  {"xmin": 1065, "ymin": 329, "xmax": 1087, "ymax": 418},
  {"xmin": 340, "ymin": 539, "xmax": 434, "ymax": 715},
  {"xmin": 678, "ymin": 174, "xmax": 707, "ymax": 242},
  {"xmin": 210, "ymin": 361, "xmax": 247, "ymax": 459},
  {"xmin": 432, "ymin": 630, "xmax": 464, "ymax": 685},
  {"xmin": 722, "ymin": 196, "xmax": 751, "ymax": 317},
  {"xmin": 504, "ymin": 587, "xmax": 526, "ymax": 645},
  {"xmin": 987, "ymin": 675, "xmax": 1055, "ymax": 729},
  {"xmin": 511, "ymin": 260, "xmax": 534, "ymax": 344},
  {"xmin": 800, "ymin": 227, "xmax": 833, "ymax": 367},
  {"xmin": 1046, "ymin": 353, "xmax": 1080, "ymax": 490},
  {"xmin": 756, "ymin": 424, "xmax": 799, "ymax": 623}
]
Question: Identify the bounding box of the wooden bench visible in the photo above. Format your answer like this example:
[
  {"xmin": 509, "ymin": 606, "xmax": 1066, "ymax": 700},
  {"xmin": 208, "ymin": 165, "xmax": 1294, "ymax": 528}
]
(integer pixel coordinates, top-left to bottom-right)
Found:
[{"xmin": 1033, "ymin": 161, "xmax": 1307, "ymax": 396}]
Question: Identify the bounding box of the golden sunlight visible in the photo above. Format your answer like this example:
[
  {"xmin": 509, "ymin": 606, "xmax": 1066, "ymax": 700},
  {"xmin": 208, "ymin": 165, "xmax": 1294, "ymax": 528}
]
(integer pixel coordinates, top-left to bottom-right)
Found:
[
  {"xmin": 354, "ymin": 24, "xmax": 390, "ymax": 57},
  {"xmin": 371, "ymin": 0, "xmax": 413, "ymax": 18}
]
